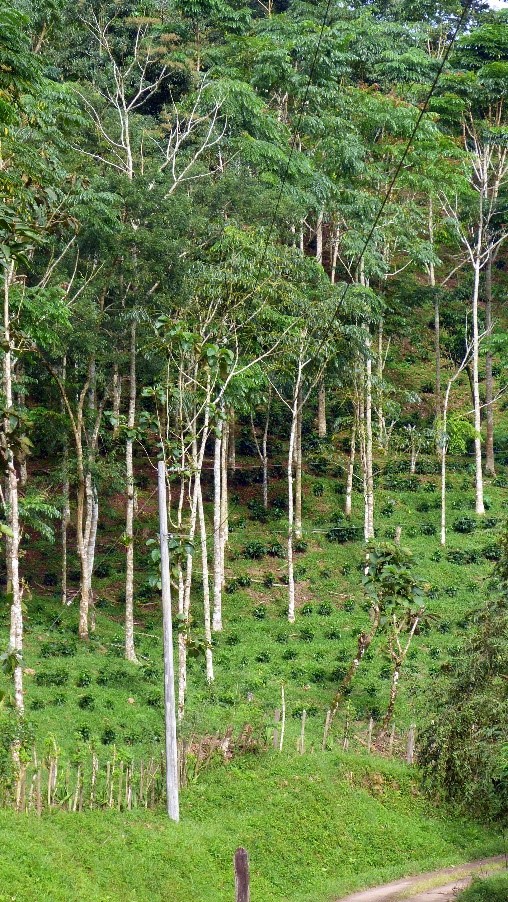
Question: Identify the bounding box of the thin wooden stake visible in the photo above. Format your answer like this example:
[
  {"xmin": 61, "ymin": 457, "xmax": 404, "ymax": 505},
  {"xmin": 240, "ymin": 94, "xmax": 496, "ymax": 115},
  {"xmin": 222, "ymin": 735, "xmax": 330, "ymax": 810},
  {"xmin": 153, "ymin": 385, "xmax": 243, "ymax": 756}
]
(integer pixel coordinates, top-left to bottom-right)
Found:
[
  {"xmin": 278, "ymin": 684, "xmax": 286, "ymax": 752},
  {"xmin": 234, "ymin": 847, "xmax": 250, "ymax": 902},
  {"xmin": 406, "ymin": 724, "xmax": 416, "ymax": 765},
  {"xmin": 298, "ymin": 709, "xmax": 306, "ymax": 755}
]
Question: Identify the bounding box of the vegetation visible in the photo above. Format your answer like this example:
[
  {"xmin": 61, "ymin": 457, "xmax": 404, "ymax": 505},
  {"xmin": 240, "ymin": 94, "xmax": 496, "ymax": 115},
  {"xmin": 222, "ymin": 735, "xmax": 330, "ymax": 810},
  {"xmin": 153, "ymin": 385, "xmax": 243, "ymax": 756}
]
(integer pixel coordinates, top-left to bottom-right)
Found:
[
  {"xmin": 0, "ymin": 0, "xmax": 507, "ymax": 897},
  {"xmin": 457, "ymin": 872, "xmax": 508, "ymax": 902}
]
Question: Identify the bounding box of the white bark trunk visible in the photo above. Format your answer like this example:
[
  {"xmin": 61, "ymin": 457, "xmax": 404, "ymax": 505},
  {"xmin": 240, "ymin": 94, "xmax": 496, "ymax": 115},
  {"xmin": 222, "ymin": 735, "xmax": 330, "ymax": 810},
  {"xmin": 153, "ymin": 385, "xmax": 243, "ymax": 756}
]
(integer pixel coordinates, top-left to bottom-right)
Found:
[
  {"xmin": 287, "ymin": 363, "xmax": 303, "ymax": 624},
  {"xmin": 317, "ymin": 380, "xmax": 326, "ymax": 437},
  {"xmin": 295, "ymin": 389, "xmax": 303, "ymax": 540},
  {"xmin": 364, "ymin": 331, "xmax": 375, "ymax": 539},
  {"xmin": 345, "ymin": 417, "xmax": 356, "ymax": 518},
  {"xmin": 3, "ymin": 264, "xmax": 23, "ymax": 715},
  {"xmin": 472, "ymin": 258, "xmax": 485, "ymax": 515},
  {"xmin": 125, "ymin": 322, "xmax": 138, "ymax": 663},
  {"xmin": 212, "ymin": 425, "xmax": 223, "ymax": 632},
  {"xmin": 197, "ymin": 479, "xmax": 214, "ymax": 683}
]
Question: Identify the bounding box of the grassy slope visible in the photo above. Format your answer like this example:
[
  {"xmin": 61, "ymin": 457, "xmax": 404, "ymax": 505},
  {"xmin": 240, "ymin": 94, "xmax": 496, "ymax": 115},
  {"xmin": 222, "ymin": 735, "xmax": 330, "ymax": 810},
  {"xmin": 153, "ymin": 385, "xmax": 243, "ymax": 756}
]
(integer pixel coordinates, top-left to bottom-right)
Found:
[
  {"xmin": 0, "ymin": 751, "xmax": 503, "ymax": 902},
  {"xmin": 458, "ymin": 872, "xmax": 508, "ymax": 901}
]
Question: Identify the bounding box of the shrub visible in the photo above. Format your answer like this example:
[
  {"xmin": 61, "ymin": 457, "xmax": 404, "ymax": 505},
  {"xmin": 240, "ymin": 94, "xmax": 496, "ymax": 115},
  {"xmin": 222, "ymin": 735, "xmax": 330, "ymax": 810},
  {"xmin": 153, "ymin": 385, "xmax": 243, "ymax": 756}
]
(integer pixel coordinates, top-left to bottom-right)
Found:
[
  {"xmin": 453, "ymin": 516, "xmax": 477, "ymax": 534},
  {"xmin": 294, "ymin": 539, "xmax": 308, "ymax": 553},
  {"xmin": 430, "ymin": 551, "xmax": 442, "ymax": 562},
  {"xmin": 325, "ymin": 628, "xmax": 341, "ymax": 640},
  {"xmin": 252, "ymin": 605, "xmax": 267, "ymax": 620},
  {"xmin": 301, "ymin": 603, "xmax": 313, "ymax": 616},
  {"xmin": 282, "ymin": 648, "xmax": 297, "ymax": 661},
  {"xmin": 225, "ymin": 633, "xmax": 240, "ymax": 646},
  {"xmin": 255, "ymin": 651, "xmax": 270, "ymax": 663},
  {"xmin": 420, "ymin": 522, "xmax": 437, "ymax": 536},
  {"xmin": 101, "ymin": 727, "xmax": 117, "ymax": 745},
  {"xmin": 40, "ymin": 641, "xmax": 77, "ymax": 658},
  {"xmin": 446, "ymin": 549, "xmax": 481, "ymax": 565},
  {"xmin": 458, "ymin": 875, "xmax": 508, "ymax": 902},
  {"xmin": 326, "ymin": 525, "xmax": 360, "ymax": 543},
  {"xmin": 483, "ymin": 543, "xmax": 502, "ymax": 562},
  {"xmin": 312, "ymin": 482, "xmax": 324, "ymax": 497},
  {"xmin": 243, "ymin": 541, "xmax": 266, "ymax": 559},
  {"xmin": 96, "ymin": 668, "xmax": 131, "ymax": 687},
  {"xmin": 317, "ymin": 602, "xmax": 333, "ymax": 616},
  {"xmin": 298, "ymin": 627, "xmax": 314, "ymax": 642},
  {"xmin": 266, "ymin": 541, "xmax": 285, "ymax": 558},
  {"xmin": 78, "ymin": 694, "xmax": 95, "ymax": 710},
  {"xmin": 482, "ymin": 517, "xmax": 498, "ymax": 530},
  {"xmin": 76, "ymin": 671, "xmax": 93, "ymax": 688},
  {"xmin": 35, "ymin": 668, "xmax": 69, "ymax": 687}
]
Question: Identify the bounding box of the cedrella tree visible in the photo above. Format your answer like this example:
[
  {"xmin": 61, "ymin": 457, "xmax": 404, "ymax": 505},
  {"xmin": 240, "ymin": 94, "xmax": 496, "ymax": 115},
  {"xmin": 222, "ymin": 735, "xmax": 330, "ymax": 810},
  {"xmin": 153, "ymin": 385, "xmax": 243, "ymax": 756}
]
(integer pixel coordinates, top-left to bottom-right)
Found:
[{"xmin": 435, "ymin": 14, "xmax": 508, "ymax": 510}]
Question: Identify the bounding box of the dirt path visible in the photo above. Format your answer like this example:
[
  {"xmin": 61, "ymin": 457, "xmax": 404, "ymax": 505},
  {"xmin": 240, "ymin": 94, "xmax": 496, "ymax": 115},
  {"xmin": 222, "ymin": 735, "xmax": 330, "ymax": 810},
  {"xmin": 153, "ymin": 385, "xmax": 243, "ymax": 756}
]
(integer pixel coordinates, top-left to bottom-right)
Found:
[{"xmin": 335, "ymin": 856, "xmax": 506, "ymax": 902}]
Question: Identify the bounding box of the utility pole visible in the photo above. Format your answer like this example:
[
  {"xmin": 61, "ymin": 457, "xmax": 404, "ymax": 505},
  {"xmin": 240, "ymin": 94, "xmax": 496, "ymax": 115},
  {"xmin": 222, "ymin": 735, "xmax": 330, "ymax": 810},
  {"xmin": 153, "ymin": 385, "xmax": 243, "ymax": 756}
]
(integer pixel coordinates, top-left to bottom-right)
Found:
[{"xmin": 157, "ymin": 460, "xmax": 180, "ymax": 822}]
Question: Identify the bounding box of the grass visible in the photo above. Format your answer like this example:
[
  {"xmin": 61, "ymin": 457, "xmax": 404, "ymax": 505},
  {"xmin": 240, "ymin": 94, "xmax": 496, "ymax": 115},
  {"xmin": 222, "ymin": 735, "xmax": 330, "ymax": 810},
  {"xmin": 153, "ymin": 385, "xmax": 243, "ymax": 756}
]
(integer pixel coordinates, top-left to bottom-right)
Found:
[
  {"xmin": 0, "ymin": 749, "xmax": 503, "ymax": 902},
  {"xmin": 457, "ymin": 871, "xmax": 508, "ymax": 901}
]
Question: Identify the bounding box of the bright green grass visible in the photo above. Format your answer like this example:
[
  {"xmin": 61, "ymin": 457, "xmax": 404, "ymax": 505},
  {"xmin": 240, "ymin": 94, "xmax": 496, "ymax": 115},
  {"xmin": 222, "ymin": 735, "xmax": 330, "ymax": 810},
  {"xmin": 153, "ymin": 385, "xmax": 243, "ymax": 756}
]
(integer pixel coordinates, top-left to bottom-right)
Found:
[
  {"xmin": 0, "ymin": 750, "xmax": 503, "ymax": 902},
  {"xmin": 458, "ymin": 872, "xmax": 508, "ymax": 901}
]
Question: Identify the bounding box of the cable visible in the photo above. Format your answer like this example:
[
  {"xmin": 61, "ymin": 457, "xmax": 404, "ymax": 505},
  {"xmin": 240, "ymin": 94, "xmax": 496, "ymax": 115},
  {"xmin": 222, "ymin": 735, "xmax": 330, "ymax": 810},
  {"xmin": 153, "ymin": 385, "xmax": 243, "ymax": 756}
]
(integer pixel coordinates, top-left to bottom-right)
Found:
[{"xmin": 301, "ymin": 0, "xmax": 475, "ymax": 359}]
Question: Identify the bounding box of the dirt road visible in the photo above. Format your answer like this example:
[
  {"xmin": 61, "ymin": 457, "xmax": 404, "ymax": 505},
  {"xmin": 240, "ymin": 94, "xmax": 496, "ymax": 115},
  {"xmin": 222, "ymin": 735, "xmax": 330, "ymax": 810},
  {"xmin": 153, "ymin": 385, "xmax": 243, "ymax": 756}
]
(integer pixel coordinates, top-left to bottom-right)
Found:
[{"xmin": 335, "ymin": 856, "xmax": 506, "ymax": 902}]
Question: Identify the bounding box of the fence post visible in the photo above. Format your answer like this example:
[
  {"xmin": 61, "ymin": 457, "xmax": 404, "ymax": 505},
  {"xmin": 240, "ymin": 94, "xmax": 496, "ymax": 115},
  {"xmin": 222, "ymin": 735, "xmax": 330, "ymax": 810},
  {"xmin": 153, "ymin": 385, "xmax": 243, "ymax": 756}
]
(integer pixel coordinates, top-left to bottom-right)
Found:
[
  {"xmin": 298, "ymin": 709, "xmax": 306, "ymax": 755},
  {"xmin": 234, "ymin": 847, "xmax": 250, "ymax": 902},
  {"xmin": 406, "ymin": 724, "xmax": 416, "ymax": 765}
]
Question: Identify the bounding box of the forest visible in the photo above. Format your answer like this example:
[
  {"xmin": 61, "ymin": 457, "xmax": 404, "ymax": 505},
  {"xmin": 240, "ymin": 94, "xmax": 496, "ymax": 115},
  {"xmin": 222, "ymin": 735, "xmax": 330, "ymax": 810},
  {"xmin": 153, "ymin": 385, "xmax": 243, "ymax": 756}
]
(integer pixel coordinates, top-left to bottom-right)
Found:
[{"xmin": 0, "ymin": 0, "xmax": 507, "ymax": 899}]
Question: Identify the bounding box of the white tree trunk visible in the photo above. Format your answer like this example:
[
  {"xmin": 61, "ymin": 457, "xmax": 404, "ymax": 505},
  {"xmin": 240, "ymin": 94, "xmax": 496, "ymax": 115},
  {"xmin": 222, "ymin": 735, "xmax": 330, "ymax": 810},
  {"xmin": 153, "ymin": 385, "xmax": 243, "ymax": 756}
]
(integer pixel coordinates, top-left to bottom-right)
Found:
[
  {"xmin": 294, "ymin": 389, "xmax": 303, "ymax": 540},
  {"xmin": 364, "ymin": 331, "xmax": 375, "ymax": 539},
  {"xmin": 125, "ymin": 322, "xmax": 138, "ymax": 663},
  {"xmin": 472, "ymin": 258, "xmax": 485, "ymax": 515},
  {"xmin": 287, "ymin": 362, "xmax": 303, "ymax": 624},
  {"xmin": 3, "ymin": 264, "xmax": 23, "ymax": 715},
  {"xmin": 212, "ymin": 425, "xmax": 223, "ymax": 632},
  {"xmin": 157, "ymin": 460, "xmax": 180, "ymax": 822},
  {"xmin": 197, "ymin": 479, "xmax": 214, "ymax": 683},
  {"xmin": 317, "ymin": 380, "xmax": 326, "ymax": 437},
  {"xmin": 345, "ymin": 416, "xmax": 356, "ymax": 518}
]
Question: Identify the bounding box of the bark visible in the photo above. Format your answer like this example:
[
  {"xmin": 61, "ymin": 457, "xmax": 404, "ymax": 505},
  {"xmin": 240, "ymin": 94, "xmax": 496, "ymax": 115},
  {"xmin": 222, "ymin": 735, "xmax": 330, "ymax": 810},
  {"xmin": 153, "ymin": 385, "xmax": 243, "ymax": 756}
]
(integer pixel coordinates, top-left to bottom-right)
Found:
[
  {"xmin": 3, "ymin": 264, "xmax": 23, "ymax": 715},
  {"xmin": 61, "ymin": 442, "xmax": 70, "ymax": 606},
  {"xmin": 228, "ymin": 408, "xmax": 236, "ymax": 472},
  {"xmin": 250, "ymin": 389, "xmax": 271, "ymax": 509},
  {"xmin": 112, "ymin": 365, "xmax": 122, "ymax": 439},
  {"xmin": 125, "ymin": 322, "xmax": 138, "ymax": 663},
  {"xmin": 364, "ymin": 331, "xmax": 375, "ymax": 540},
  {"xmin": 485, "ymin": 252, "xmax": 495, "ymax": 476},
  {"xmin": 212, "ymin": 424, "xmax": 223, "ymax": 632},
  {"xmin": 197, "ymin": 479, "xmax": 214, "ymax": 683},
  {"xmin": 317, "ymin": 380, "xmax": 326, "ymax": 438},
  {"xmin": 345, "ymin": 416, "xmax": 356, "ymax": 518},
  {"xmin": 287, "ymin": 362, "xmax": 303, "ymax": 624},
  {"xmin": 220, "ymin": 418, "xmax": 229, "ymax": 574},
  {"xmin": 294, "ymin": 387, "xmax": 303, "ymax": 541},
  {"xmin": 472, "ymin": 256, "xmax": 485, "ymax": 514}
]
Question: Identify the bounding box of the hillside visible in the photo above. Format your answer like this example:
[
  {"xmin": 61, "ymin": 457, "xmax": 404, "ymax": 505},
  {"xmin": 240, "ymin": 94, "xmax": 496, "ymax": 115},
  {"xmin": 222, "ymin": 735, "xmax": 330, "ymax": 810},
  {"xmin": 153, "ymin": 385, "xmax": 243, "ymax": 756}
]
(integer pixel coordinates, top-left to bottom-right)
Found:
[{"xmin": 0, "ymin": 752, "xmax": 503, "ymax": 902}]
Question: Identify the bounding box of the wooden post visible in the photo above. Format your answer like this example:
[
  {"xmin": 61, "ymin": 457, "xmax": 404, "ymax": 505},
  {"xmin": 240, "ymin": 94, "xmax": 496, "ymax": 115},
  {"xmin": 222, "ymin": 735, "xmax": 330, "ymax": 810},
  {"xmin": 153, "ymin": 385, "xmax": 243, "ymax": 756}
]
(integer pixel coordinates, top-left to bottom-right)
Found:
[
  {"xmin": 279, "ymin": 684, "xmax": 286, "ymax": 752},
  {"xmin": 298, "ymin": 709, "xmax": 306, "ymax": 755},
  {"xmin": 234, "ymin": 847, "xmax": 250, "ymax": 902},
  {"xmin": 158, "ymin": 459, "xmax": 180, "ymax": 822},
  {"xmin": 406, "ymin": 724, "xmax": 416, "ymax": 765},
  {"xmin": 395, "ymin": 526, "xmax": 402, "ymax": 545}
]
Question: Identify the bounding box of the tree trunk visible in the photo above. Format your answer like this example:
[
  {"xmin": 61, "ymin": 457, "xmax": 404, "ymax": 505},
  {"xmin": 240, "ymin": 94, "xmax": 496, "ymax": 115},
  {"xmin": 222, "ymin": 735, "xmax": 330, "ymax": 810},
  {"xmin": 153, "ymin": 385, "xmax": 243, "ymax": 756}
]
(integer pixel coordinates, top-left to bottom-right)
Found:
[
  {"xmin": 317, "ymin": 380, "xmax": 326, "ymax": 437},
  {"xmin": 228, "ymin": 408, "xmax": 236, "ymax": 472},
  {"xmin": 294, "ymin": 388, "xmax": 303, "ymax": 541},
  {"xmin": 212, "ymin": 425, "xmax": 223, "ymax": 632},
  {"xmin": 220, "ymin": 419, "xmax": 229, "ymax": 577},
  {"xmin": 345, "ymin": 416, "xmax": 356, "ymax": 518},
  {"xmin": 112, "ymin": 364, "xmax": 122, "ymax": 439},
  {"xmin": 125, "ymin": 322, "xmax": 138, "ymax": 663},
  {"xmin": 61, "ymin": 442, "xmax": 70, "ymax": 606},
  {"xmin": 472, "ymin": 258, "xmax": 485, "ymax": 514},
  {"xmin": 485, "ymin": 252, "xmax": 495, "ymax": 476},
  {"xmin": 3, "ymin": 264, "xmax": 24, "ymax": 716},
  {"xmin": 287, "ymin": 363, "xmax": 302, "ymax": 624},
  {"xmin": 364, "ymin": 330, "xmax": 375, "ymax": 539},
  {"xmin": 197, "ymin": 479, "xmax": 214, "ymax": 683}
]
